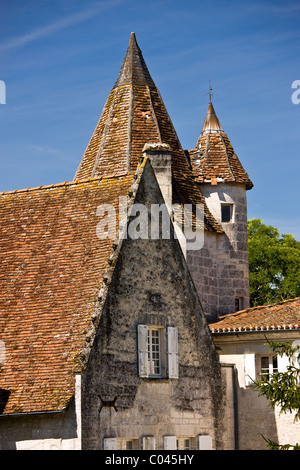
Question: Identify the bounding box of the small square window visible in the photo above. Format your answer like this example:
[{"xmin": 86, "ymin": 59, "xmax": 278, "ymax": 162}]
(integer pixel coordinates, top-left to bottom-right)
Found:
[
  {"xmin": 138, "ymin": 325, "xmax": 178, "ymax": 379},
  {"xmin": 120, "ymin": 439, "xmax": 139, "ymax": 450},
  {"xmin": 258, "ymin": 355, "xmax": 278, "ymax": 381},
  {"xmin": 235, "ymin": 297, "xmax": 243, "ymax": 312},
  {"xmin": 221, "ymin": 204, "xmax": 233, "ymax": 222},
  {"xmin": 176, "ymin": 437, "xmax": 194, "ymax": 450}
]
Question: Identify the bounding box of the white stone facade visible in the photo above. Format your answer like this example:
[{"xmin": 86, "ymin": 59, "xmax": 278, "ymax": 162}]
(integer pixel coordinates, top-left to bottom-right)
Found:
[{"xmin": 213, "ymin": 330, "xmax": 300, "ymax": 450}]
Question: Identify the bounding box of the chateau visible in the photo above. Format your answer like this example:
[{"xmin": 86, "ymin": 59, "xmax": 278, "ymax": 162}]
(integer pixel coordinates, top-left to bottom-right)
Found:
[{"xmin": 0, "ymin": 33, "xmax": 299, "ymax": 450}]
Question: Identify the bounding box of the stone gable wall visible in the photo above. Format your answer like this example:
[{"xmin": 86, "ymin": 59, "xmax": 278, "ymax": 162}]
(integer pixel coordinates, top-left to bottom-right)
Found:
[{"xmin": 81, "ymin": 164, "xmax": 232, "ymax": 450}]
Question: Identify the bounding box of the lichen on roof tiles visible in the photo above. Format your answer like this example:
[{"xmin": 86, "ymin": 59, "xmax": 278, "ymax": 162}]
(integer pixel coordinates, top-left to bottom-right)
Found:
[
  {"xmin": 0, "ymin": 174, "xmax": 135, "ymax": 413},
  {"xmin": 189, "ymin": 102, "xmax": 253, "ymax": 190},
  {"xmin": 209, "ymin": 298, "xmax": 300, "ymax": 333},
  {"xmin": 74, "ymin": 33, "xmax": 222, "ymax": 233}
]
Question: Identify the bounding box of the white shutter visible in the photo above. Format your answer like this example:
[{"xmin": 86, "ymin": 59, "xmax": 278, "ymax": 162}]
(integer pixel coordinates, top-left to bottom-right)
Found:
[
  {"xmin": 198, "ymin": 435, "xmax": 212, "ymax": 450},
  {"xmin": 244, "ymin": 353, "xmax": 256, "ymax": 386},
  {"xmin": 164, "ymin": 436, "xmax": 177, "ymax": 450},
  {"xmin": 143, "ymin": 437, "xmax": 156, "ymax": 450},
  {"xmin": 138, "ymin": 325, "xmax": 148, "ymax": 377},
  {"xmin": 277, "ymin": 354, "xmax": 290, "ymax": 373},
  {"xmin": 167, "ymin": 326, "xmax": 179, "ymax": 378},
  {"xmin": 103, "ymin": 438, "xmax": 117, "ymax": 450}
]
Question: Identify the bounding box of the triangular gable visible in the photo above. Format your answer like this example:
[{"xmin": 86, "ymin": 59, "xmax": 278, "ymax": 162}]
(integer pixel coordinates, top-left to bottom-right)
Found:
[
  {"xmin": 81, "ymin": 159, "xmax": 218, "ymax": 373},
  {"xmin": 79, "ymin": 160, "xmax": 223, "ymax": 449}
]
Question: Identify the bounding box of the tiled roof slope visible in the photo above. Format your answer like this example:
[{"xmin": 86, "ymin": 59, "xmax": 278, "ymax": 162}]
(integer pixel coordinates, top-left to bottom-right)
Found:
[
  {"xmin": 0, "ymin": 174, "xmax": 134, "ymax": 414},
  {"xmin": 74, "ymin": 33, "xmax": 223, "ymax": 233},
  {"xmin": 74, "ymin": 32, "xmax": 186, "ymax": 181},
  {"xmin": 189, "ymin": 102, "xmax": 253, "ymax": 190},
  {"xmin": 209, "ymin": 298, "xmax": 300, "ymax": 333}
]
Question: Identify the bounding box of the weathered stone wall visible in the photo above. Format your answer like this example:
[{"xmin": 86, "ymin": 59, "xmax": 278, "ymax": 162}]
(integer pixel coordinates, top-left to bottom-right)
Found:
[
  {"xmin": 81, "ymin": 163, "xmax": 231, "ymax": 450},
  {"xmin": 187, "ymin": 232, "xmax": 219, "ymax": 323},
  {"xmin": 187, "ymin": 183, "xmax": 249, "ymax": 321}
]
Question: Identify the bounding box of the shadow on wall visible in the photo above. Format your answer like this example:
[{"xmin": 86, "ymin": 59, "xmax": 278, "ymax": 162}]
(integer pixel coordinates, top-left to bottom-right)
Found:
[
  {"xmin": 0, "ymin": 398, "xmax": 78, "ymax": 450},
  {"xmin": 234, "ymin": 374, "xmax": 279, "ymax": 450}
]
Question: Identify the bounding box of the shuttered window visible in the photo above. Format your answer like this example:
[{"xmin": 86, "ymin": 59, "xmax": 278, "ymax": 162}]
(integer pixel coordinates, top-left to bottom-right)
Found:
[
  {"xmin": 148, "ymin": 328, "xmax": 161, "ymax": 376},
  {"xmin": 142, "ymin": 436, "xmax": 156, "ymax": 450},
  {"xmin": 259, "ymin": 355, "xmax": 278, "ymax": 380},
  {"xmin": 164, "ymin": 435, "xmax": 210, "ymax": 450},
  {"xmin": 245, "ymin": 353, "xmax": 290, "ymax": 387},
  {"xmin": 137, "ymin": 325, "xmax": 178, "ymax": 379}
]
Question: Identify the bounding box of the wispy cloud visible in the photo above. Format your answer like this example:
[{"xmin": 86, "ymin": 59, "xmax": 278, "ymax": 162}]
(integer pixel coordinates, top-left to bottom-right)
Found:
[
  {"xmin": 247, "ymin": 0, "xmax": 300, "ymax": 16},
  {"xmin": 0, "ymin": 0, "xmax": 123, "ymax": 53}
]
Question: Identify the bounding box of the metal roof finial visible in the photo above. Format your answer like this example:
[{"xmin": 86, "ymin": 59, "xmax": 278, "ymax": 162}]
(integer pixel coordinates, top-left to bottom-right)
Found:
[{"xmin": 208, "ymin": 79, "xmax": 214, "ymax": 102}]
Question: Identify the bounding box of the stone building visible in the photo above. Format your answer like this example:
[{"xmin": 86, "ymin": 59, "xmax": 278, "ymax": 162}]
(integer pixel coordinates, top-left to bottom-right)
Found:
[
  {"xmin": 0, "ymin": 33, "xmax": 298, "ymax": 451},
  {"xmin": 210, "ymin": 298, "xmax": 300, "ymax": 450},
  {"xmin": 187, "ymin": 100, "xmax": 253, "ymax": 320}
]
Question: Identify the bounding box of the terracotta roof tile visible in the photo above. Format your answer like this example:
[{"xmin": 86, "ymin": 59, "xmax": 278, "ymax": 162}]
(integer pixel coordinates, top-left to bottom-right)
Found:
[
  {"xmin": 189, "ymin": 102, "xmax": 253, "ymax": 190},
  {"xmin": 209, "ymin": 298, "xmax": 300, "ymax": 333},
  {"xmin": 0, "ymin": 174, "xmax": 135, "ymax": 414},
  {"xmin": 0, "ymin": 35, "xmax": 228, "ymax": 415},
  {"xmin": 74, "ymin": 33, "xmax": 223, "ymax": 234}
]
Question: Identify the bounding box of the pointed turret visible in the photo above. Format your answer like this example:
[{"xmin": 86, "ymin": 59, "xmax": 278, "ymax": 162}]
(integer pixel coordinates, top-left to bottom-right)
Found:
[
  {"xmin": 74, "ymin": 33, "xmax": 223, "ymax": 233},
  {"xmin": 190, "ymin": 102, "xmax": 253, "ymax": 190},
  {"xmin": 200, "ymin": 101, "xmax": 224, "ymax": 135},
  {"xmin": 75, "ymin": 32, "xmax": 188, "ymax": 182},
  {"xmin": 187, "ymin": 100, "xmax": 253, "ymax": 318},
  {"xmin": 113, "ymin": 32, "xmax": 155, "ymax": 89}
]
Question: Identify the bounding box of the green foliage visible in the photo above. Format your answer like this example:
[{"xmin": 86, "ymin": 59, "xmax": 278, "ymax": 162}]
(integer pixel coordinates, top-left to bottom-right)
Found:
[
  {"xmin": 261, "ymin": 435, "xmax": 300, "ymax": 451},
  {"xmin": 254, "ymin": 340, "xmax": 300, "ymax": 450},
  {"xmin": 247, "ymin": 219, "xmax": 300, "ymax": 306}
]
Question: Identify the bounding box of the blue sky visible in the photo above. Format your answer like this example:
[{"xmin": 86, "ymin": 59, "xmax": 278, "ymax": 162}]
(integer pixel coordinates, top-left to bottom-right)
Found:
[{"xmin": 1, "ymin": 0, "xmax": 300, "ymax": 238}]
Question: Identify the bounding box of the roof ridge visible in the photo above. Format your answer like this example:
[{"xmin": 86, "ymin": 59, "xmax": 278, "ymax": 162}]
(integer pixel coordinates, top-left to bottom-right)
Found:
[
  {"xmin": 210, "ymin": 297, "xmax": 300, "ymax": 333},
  {"xmin": 113, "ymin": 32, "xmax": 155, "ymax": 89},
  {"xmin": 219, "ymin": 133, "xmax": 235, "ymax": 181},
  {"xmin": 217, "ymin": 297, "xmax": 300, "ymax": 321},
  {"xmin": 0, "ymin": 172, "xmax": 130, "ymax": 196}
]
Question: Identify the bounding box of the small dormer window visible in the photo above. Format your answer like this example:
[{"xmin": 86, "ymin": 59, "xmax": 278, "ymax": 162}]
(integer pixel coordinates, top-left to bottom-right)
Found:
[{"xmin": 221, "ymin": 204, "xmax": 233, "ymax": 223}]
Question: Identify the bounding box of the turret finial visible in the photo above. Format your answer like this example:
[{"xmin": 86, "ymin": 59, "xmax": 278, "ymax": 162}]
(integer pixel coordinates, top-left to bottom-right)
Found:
[{"xmin": 207, "ymin": 79, "xmax": 214, "ymax": 103}]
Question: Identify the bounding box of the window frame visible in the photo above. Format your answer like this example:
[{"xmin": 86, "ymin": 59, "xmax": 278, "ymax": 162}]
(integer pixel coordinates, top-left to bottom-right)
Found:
[
  {"xmin": 221, "ymin": 203, "xmax": 234, "ymax": 223},
  {"xmin": 235, "ymin": 297, "xmax": 244, "ymax": 312},
  {"xmin": 164, "ymin": 435, "xmax": 212, "ymax": 450},
  {"xmin": 120, "ymin": 438, "xmax": 140, "ymax": 450},
  {"xmin": 147, "ymin": 327, "xmax": 163, "ymax": 377},
  {"xmin": 177, "ymin": 437, "xmax": 194, "ymax": 450},
  {"xmin": 257, "ymin": 354, "xmax": 278, "ymax": 381},
  {"xmin": 137, "ymin": 324, "xmax": 178, "ymax": 379}
]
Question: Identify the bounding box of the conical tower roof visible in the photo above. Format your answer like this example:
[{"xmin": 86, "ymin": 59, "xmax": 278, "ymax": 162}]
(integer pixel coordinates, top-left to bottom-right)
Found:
[
  {"xmin": 200, "ymin": 101, "xmax": 223, "ymax": 134},
  {"xmin": 189, "ymin": 102, "xmax": 253, "ymax": 190},
  {"xmin": 75, "ymin": 32, "xmax": 189, "ymax": 182},
  {"xmin": 74, "ymin": 33, "xmax": 223, "ymax": 233}
]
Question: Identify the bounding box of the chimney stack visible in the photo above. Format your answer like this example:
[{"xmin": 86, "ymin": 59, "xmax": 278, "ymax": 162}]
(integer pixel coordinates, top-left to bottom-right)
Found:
[{"xmin": 142, "ymin": 143, "xmax": 172, "ymax": 209}]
